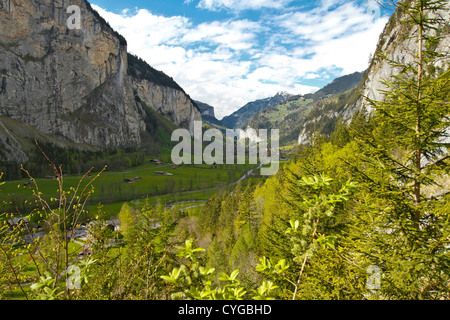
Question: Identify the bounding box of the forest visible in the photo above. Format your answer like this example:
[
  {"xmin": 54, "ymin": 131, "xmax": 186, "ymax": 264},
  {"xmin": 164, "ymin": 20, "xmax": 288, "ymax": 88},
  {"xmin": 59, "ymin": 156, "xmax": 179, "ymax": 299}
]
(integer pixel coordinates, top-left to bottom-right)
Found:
[
  {"xmin": 0, "ymin": 142, "xmax": 147, "ymax": 180},
  {"xmin": 0, "ymin": 0, "xmax": 449, "ymax": 300}
]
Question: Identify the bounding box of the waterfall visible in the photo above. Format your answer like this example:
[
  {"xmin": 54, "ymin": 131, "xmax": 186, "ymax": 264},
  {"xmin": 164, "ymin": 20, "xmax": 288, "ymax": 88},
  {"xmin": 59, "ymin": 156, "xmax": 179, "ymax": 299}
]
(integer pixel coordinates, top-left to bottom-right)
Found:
[{"xmin": 118, "ymin": 51, "xmax": 124, "ymax": 85}]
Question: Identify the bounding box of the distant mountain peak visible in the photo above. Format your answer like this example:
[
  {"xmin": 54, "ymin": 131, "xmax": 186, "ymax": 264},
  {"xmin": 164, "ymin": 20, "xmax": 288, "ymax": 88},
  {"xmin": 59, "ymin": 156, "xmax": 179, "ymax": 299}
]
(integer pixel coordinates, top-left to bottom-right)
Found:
[
  {"xmin": 276, "ymin": 91, "xmax": 292, "ymax": 98},
  {"xmin": 221, "ymin": 93, "xmax": 292, "ymax": 129}
]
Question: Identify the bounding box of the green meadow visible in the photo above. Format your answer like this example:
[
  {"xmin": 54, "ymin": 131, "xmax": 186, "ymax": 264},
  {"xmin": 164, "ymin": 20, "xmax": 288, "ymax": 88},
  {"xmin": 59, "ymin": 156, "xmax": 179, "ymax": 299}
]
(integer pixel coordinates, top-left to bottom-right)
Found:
[{"xmin": 0, "ymin": 157, "xmax": 261, "ymax": 219}]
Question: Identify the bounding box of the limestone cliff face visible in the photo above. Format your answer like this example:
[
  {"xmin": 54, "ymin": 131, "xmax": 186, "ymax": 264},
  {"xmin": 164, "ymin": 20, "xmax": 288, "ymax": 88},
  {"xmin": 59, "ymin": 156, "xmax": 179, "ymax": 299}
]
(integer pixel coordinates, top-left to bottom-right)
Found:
[
  {"xmin": 357, "ymin": 5, "xmax": 450, "ymax": 109},
  {"xmin": 0, "ymin": 0, "xmax": 201, "ymax": 162},
  {"xmin": 133, "ymin": 79, "xmax": 201, "ymax": 134},
  {"xmin": 298, "ymin": 4, "xmax": 450, "ymax": 145},
  {"xmin": 195, "ymin": 101, "xmax": 216, "ymax": 118}
]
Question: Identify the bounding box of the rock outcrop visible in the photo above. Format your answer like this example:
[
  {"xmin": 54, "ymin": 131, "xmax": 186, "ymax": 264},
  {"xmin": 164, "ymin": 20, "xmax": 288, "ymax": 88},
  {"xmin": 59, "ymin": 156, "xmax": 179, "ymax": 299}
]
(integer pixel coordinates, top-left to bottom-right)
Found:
[
  {"xmin": 195, "ymin": 101, "xmax": 216, "ymax": 118},
  {"xmin": 0, "ymin": 0, "xmax": 201, "ymax": 162},
  {"xmin": 133, "ymin": 78, "xmax": 201, "ymax": 135},
  {"xmin": 298, "ymin": 3, "xmax": 449, "ymax": 145},
  {"xmin": 358, "ymin": 5, "xmax": 450, "ymax": 109}
]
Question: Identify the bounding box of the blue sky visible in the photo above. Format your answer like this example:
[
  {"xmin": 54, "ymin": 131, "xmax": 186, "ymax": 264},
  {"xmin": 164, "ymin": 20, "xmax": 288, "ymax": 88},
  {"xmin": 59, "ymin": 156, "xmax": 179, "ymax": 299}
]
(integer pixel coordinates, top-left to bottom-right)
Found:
[{"xmin": 89, "ymin": 0, "xmax": 394, "ymax": 119}]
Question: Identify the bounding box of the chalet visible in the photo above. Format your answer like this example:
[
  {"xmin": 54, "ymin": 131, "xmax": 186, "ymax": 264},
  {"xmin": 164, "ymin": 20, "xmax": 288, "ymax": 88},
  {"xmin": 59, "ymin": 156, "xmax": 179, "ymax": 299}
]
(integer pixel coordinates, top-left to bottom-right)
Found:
[
  {"xmin": 123, "ymin": 177, "xmax": 142, "ymax": 183},
  {"xmin": 154, "ymin": 171, "xmax": 173, "ymax": 176},
  {"xmin": 151, "ymin": 159, "xmax": 163, "ymax": 165},
  {"xmin": 67, "ymin": 225, "xmax": 89, "ymax": 240}
]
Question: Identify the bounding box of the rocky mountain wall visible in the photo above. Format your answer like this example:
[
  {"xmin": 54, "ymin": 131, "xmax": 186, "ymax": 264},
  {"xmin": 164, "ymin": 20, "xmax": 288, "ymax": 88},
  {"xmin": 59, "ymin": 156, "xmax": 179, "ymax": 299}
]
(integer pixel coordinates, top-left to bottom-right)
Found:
[
  {"xmin": 0, "ymin": 0, "xmax": 201, "ymax": 162},
  {"xmin": 298, "ymin": 3, "xmax": 449, "ymax": 145}
]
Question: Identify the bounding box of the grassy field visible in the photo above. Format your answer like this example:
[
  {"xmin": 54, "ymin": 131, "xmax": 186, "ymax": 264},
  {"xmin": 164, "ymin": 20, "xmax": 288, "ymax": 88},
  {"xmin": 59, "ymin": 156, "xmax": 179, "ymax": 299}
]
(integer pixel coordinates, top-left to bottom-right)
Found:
[
  {"xmin": 89, "ymin": 173, "xmax": 265, "ymax": 219},
  {"xmin": 0, "ymin": 157, "xmax": 260, "ymax": 218}
]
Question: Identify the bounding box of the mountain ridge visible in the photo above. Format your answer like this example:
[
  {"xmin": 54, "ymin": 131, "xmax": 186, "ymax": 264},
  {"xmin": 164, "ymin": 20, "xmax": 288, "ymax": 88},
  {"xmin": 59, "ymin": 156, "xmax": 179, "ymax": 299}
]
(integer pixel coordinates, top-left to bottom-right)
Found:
[
  {"xmin": 247, "ymin": 71, "xmax": 364, "ymax": 145},
  {"xmin": 221, "ymin": 91, "xmax": 292, "ymax": 129},
  {"xmin": 0, "ymin": 0, "xmax": 201, "ymax": 163},
  {"xmin": 297, "ymin": 4, "xmax": 450, "ymax": 145}
]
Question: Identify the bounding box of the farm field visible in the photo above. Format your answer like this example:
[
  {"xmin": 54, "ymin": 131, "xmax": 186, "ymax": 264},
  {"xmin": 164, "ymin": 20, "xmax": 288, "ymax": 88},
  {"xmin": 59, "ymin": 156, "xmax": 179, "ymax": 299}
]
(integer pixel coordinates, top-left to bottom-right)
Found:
[{"xmin": 0, "ymin": 157, "xmax": 263, "ymax": 218}]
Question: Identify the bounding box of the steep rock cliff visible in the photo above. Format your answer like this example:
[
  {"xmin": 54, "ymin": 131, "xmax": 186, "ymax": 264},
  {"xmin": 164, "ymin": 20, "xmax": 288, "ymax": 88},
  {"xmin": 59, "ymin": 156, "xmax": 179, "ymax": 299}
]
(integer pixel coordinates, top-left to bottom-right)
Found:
[
  {"xmin": 358, "ymin": 5, "xmax": 449, "ymax": 108},
  {"xmin": 132, "ymin": 78, "xmax": 201, "ymax": 135},
  {"xmin": 0, "ymin": 0, "xmax": 201, "ymax": 162},
  {"xmin": 298, "ymin": 3, "xmax": 449, "ymax": 145},
  {"xmin": 195, "ymin": 101, "xmax": 216, "ymax": 118},
  {"xmin": 127, "ymin": 53, "xmax": 201, "ymax": 135}
]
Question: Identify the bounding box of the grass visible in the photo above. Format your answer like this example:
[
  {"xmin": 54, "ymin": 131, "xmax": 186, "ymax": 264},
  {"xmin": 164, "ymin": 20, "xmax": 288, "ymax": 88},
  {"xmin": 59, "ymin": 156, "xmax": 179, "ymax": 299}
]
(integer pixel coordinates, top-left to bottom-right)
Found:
[
  {"xmin": 0, "ymin": 157, "xmax": 259, "ymax": 218},
  {"xmin": 265, "ymin": 99, "xmax": 313, "ymax": 123},
  {"xmin": 88, "ymin": 167, "xmax": 265, "ymax": 219}
]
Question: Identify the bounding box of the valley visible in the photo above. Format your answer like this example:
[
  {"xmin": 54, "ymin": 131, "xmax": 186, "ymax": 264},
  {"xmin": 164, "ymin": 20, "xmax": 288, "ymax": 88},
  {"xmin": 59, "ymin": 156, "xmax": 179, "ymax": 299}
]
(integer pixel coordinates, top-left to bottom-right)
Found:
[
  {"xmin": 0, "ymin": 0, "xmax": 449, "ymax": 303},
  {"xmin": 0, "ymin": 152, "xmax": 266, "ymax": 217}
]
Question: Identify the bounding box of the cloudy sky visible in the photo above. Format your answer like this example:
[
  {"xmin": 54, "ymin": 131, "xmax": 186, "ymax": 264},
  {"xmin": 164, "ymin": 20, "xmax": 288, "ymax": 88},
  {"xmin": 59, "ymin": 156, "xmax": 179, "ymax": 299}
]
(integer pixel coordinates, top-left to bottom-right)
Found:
[{"xmin": 90, "ymin": 0, "xmax": 393, "ymax": 119}]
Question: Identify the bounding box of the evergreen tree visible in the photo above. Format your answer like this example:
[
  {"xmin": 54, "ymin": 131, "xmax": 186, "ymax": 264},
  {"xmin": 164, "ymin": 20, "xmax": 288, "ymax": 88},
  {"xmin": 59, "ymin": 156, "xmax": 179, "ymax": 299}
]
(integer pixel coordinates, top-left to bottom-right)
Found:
[
  {"xmin": 364, "ymin": 0, "xmax": 449, "ymax": 220},
  {"xmin": 348, "ymin": 0, "xmax": 450, "ymax": 299}
]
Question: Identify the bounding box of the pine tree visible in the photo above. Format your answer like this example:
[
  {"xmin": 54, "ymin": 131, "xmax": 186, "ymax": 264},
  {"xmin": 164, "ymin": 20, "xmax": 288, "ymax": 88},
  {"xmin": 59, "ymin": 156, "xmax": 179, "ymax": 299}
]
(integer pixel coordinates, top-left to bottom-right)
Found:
[
  {"xmin": 363, "ymin": 0, "xmax": 449, "ymax": 224},
  {"xmin": 348, "ymin": 0, "xmax": 450, "ymax": 299}
]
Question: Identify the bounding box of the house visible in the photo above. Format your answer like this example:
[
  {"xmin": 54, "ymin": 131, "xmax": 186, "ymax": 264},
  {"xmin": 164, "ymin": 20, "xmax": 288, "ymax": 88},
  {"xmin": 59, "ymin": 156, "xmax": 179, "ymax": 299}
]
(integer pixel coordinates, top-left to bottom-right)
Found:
[
  {"xmin": 67, "ymin": 225, "xmax": 89, "ymax": 240},
  {"xmin": 151, "ymin": 159, "xmax": 163, "ymax": 165},
  {"xmin": 154, "ymin": 171, "xmax": 173, "ymax": 176},
  {"xmin": 123, "ymin": 177, "xmax": 142, "ymax": 183}
]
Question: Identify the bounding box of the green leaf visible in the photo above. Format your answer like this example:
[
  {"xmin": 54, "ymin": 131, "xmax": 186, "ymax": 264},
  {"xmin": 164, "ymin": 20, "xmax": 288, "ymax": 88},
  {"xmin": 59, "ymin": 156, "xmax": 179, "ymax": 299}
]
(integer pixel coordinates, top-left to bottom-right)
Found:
[
  {"xmin": 30, "ymin": 283, "xmax": 44, "ymax": 291},
  {"xmin": 161, "ymin": 268, "xmax": 182, "ymax": 283},
  {"xmin": 218, "ymin": 272, "xmax": 230, "ymax": 282},
  {"xmin": 199, "ymin": 267, "xmax": 216, "ymax": 276},
  {"xmin": 200, "ymin": 289, "xmax": 217, "ymax": 298},
  {"xmin": 316, "ymin": 234, "xmax": 337, "ymax": 249},
  {"xmin": 232, "ymin": 287, "xmax": 247, "ymax": 299},
  {"xmin": 274, "ymin": 259, "xmax": 290, "ymax": 274},
  {"xmin": 229, "ymin": 269, "xmax": 240, "ymax": 281},
  {"xmin": 256, "ymin": 256, "xmax": 272, "ymax": 273}
]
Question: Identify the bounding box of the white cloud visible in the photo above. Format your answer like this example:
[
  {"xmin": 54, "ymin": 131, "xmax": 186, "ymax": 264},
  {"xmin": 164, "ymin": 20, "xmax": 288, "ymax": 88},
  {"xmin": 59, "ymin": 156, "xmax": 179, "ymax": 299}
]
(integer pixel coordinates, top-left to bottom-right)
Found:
[
  {"xmin": 261, "ymin": 0, "xmax": 389, "ymax": 76},
  {"xmin": 181, "ymin": 19, "xmax": 263, "ymax": 52},
  {"xmin": 304, "ymin": 73, "xmax": 320, "ymax": 80},
  {"xmin": 91, "ymin": 5, "xmax": 191, "ymax": 47},
  {"xmin": 310, "ymin": 18, "xmax": 388, "ymax": 74},
  {"xmin": 90, "ymin": 1, "xmax": 389, "ymax": 119}
]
